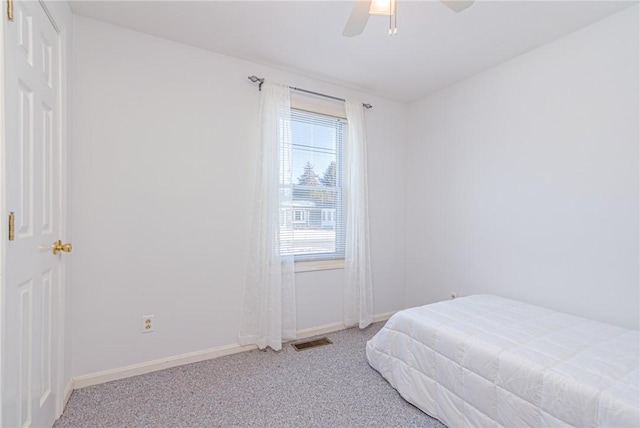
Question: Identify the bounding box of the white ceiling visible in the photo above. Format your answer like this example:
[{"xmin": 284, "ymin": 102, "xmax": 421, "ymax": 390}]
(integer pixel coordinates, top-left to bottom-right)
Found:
[{"xmin": 70, "ymin": 0, "xmax": 636, "ymax": 102}]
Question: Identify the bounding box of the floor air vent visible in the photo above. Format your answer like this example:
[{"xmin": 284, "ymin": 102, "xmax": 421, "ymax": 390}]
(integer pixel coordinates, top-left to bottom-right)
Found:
[{"xmin": 292, "ymin": 337, "xmax": 332, "ymax": 351}]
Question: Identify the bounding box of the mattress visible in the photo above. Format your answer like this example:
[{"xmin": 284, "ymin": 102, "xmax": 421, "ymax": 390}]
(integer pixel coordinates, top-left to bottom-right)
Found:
[{"xmin": 366, "ymin": 295, "xmax": 639, "ymax": 427}]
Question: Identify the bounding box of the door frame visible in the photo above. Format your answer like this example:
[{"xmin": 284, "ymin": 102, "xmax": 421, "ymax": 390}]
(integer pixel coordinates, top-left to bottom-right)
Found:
[{"xmin": 0, "ymin": 0, "xmax": 72, "ymax": 421}]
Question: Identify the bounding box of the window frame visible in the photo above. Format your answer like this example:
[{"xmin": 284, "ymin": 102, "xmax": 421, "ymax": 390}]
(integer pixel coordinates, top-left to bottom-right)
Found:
[{"xmin": 286, "ymin": 107, "xmax": 347, "ymax": 264}]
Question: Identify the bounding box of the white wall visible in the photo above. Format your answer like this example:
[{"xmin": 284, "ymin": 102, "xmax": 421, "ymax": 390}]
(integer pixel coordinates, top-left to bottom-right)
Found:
[
  {"xmin": 406, "ymin": 6, "xmax": 639, "ymax": 329},
  {"xmin": 71, "ymin": 17, "xmax": 407, "ymax": 377}
]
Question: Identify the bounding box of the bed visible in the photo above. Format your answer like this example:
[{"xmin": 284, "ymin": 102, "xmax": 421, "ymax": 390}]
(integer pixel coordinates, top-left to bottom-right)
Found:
[{"xmin": 366, "ymin": 295, "xmax": 639, "ymax": 427}]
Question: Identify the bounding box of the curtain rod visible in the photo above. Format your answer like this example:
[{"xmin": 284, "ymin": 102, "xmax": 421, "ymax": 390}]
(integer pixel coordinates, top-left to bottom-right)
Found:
[{"xmin": 248, "ymin": 76, "xmax": 373, "ymax": 109}]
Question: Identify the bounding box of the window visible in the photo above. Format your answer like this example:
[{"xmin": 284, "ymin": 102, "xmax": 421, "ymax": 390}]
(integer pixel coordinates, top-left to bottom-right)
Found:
[
  {"xmin": 293, "ymin": 210, "xmax": 306, "ymax": 222},
  {"xmin": 280, "ymin": 109, "xmax": 345, "ymax": 261}
]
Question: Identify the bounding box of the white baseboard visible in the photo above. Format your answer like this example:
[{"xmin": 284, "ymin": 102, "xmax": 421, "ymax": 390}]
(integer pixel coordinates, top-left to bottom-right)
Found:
[
  {"xmin": 295, "ymin": 321, "xmax": 344, "ymax": 340},
  {"xmin": 73, "ymin": 342, "xmax": 259, "ymax": 389},
  {"xmin": 72, "ymin": 311, "xmax": 395, "ymax": 390},
  {"xmin": 62, "ymin": 378, "xmax": 74, "ymax": 413},
  {"xmin": 373, "ymin": 311, "xmax": 396, "ymax": 323},
  {"xmin": 293, "ymin": 310, "xmax": 395, "ymax": 341}
]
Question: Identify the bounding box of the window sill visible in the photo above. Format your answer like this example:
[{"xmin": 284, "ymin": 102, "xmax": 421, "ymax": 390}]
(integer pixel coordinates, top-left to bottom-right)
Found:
[{"xmin": 295, "ymin": 259, "xmax": 345, "ymax": 273}]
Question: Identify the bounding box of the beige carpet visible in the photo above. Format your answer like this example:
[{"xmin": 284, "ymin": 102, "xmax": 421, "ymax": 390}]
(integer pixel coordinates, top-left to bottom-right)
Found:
[{"xmin": 55, "ymin": 322, "xmax": 446, "ymax": 427}]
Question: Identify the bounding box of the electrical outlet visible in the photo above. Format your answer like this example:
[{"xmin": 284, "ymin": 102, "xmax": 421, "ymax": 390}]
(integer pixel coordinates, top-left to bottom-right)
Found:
[
  {"xmin": 450, "ymin": 291, "xmax": 458, "ymax": 300},
  {"xmin": 142, "ymin": 315, "xmax": 154, "ymax": 333}
]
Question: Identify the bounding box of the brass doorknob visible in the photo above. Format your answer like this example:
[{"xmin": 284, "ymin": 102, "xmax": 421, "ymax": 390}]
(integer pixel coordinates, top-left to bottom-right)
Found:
[{"xmin": 52, "ymin": 240, "xmax": 72, "ymax": 255}]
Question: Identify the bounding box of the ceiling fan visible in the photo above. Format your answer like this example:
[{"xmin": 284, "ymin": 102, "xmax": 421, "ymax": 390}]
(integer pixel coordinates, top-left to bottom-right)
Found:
[{"xmin": 343, "ymin": 0, "xmax": 475, "ymax": 37}]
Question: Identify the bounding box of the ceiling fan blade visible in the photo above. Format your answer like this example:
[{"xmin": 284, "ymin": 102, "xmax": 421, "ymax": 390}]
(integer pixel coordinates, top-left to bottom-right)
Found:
[
  {"xmin": 343, "ymin": 0, "xmax": 371, "ymax": 37},
  {"xmin": 440, "ymin": 0, "xmax": 475, "ymax": 13}
]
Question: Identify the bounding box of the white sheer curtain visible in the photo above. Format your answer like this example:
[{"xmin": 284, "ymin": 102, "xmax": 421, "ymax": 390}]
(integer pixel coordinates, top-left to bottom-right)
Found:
[
  {"xmin": 239, "ymin": 82, "xmax": 296, "ymax": 350},
  {"xmin": 343, "ymin": 100, "xmax": 374, "ymax": 328}
]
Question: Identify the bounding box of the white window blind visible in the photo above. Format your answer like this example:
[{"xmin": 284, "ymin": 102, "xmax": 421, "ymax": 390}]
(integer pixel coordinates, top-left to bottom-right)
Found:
[{"xmin": 280, "ymin": 109, "xmax": 346, "ymax": 261}]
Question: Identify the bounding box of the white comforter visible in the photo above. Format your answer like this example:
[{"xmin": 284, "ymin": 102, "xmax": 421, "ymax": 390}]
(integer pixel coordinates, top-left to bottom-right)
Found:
[{"xmin": 366, "ymin": 295, "xmax": 639, "ymax": 427}]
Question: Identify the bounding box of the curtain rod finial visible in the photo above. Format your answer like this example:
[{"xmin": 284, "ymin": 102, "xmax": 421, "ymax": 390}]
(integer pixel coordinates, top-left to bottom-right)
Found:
[{"xmin": 248, "ymin": 75, "xmax": 265, "ymax": 91}]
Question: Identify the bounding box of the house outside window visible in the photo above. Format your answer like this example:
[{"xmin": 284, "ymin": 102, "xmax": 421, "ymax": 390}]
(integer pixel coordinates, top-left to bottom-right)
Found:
[{"xmin": 280, "ymin": 109, "xmax": 346, "ymax": 261}]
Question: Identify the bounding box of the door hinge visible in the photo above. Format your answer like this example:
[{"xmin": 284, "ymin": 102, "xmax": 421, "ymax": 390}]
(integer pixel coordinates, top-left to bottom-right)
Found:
[
  {"xmin": 8, "ymin": 212, "xmax": 15, "ymax": 241},
  {"xmin": 7, "ymin": 0, "xmax": 13, "ymax": 21}
]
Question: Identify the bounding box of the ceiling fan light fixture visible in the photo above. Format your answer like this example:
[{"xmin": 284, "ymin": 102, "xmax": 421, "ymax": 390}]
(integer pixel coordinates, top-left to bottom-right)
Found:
[{"xmin": 369, "ymin": 0, "xmax": 395, "ymax": 16}]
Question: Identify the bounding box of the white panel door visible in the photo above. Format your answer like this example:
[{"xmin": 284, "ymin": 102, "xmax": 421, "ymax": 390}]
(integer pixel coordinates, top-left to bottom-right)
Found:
[{"xmin": 2, "ymin": 1, "xmax": 64, "ymax": 427}]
